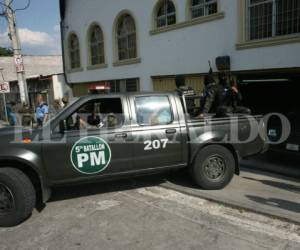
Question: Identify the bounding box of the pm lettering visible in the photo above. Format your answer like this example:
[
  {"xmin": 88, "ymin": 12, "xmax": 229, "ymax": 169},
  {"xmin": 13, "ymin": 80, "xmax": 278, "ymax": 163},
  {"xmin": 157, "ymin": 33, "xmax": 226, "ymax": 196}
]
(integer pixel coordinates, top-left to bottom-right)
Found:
[
  {"xmin": 71, "ymin": 137, "xmax": 112, "ymax": 174},
  {"xmin": 144, "ymin": 139, "xmax": 168, "ymax": 151},
  {"xmin": 77, "ymin": 151, "xmax": 106, "ymax": 168}
]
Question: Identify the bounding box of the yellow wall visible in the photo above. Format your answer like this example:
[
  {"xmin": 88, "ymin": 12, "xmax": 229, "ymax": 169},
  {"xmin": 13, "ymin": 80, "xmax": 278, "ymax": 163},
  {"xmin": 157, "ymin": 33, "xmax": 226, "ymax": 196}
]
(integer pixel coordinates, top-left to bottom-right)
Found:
[
  {"xmin": 72, "ymin": 84, "xmax": 89, "ymax": 97},
  {"xmin": 153, "ymin": 76, "xmax": 204, "ymax": 94},
  {"xmin": 185, "ymin": 76, "xmax": 204, "ymax": 94},
  {"xmin": 153, "ymin": 78, "xmax": 176, "ymax": 92}
]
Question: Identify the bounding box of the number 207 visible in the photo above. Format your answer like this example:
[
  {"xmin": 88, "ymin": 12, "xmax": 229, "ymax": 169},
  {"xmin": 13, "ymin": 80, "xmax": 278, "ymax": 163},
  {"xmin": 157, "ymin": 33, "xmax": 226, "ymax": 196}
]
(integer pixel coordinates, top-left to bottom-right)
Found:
[{"xmin": 144, "ymin": 139, "xmax": 169, "ymax": 151}]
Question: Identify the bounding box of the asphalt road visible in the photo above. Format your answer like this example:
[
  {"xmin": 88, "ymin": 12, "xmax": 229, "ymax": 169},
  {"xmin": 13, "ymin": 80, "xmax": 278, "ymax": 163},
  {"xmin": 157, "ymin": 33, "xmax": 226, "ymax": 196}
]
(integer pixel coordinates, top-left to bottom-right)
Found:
[
  {"xmin": 163, "ymin": 167, "xmax": 300, "ymax": 224},
  {"xmin": 0, "ymin": 176, "xmax": 299, "ymax": 250}
]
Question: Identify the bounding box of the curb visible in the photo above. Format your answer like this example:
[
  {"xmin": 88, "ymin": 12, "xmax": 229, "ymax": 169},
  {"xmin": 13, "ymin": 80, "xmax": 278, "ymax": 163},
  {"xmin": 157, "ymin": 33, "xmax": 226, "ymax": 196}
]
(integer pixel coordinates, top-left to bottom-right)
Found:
[{"xmin": 160, "ymin": 181, "xmax": 300, "ymax": 226}]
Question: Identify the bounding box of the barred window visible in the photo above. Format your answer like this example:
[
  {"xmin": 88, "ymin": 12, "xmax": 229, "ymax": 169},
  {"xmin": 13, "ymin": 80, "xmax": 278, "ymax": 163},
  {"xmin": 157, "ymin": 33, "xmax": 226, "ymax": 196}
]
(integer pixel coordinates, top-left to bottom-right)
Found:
[
  {"xmin": 156, "ymin": 0, "xmax": 176, "ymax": 28},
  {"xmin": 248, "ymin": 0, "xmax": 300, "ymax": 40},
  {"xmin": 190, "ymin": 0, "xmax": 218, "ymax": 19},
  {"xmin": 68, "ymin": 34, "xmax": 81, "ymax": 69},
  {"xmin": 117, "ymin": 15, "xmax": 137, "ymax": 61},
  {"xmin": 110, "ymin": 78, "xmax": 139, "ymax": 93},
  {"xmin": 89, "ymin": 25, "xmax": 105, "ymax": 65}
]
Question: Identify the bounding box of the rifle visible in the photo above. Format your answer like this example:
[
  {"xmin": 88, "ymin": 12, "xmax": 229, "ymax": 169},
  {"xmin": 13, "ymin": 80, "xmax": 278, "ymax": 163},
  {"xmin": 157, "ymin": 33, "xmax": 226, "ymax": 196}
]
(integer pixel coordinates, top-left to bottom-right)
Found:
[{"xmin": 208, "ymin": 61, "xmax": 213, "ymax": 75}]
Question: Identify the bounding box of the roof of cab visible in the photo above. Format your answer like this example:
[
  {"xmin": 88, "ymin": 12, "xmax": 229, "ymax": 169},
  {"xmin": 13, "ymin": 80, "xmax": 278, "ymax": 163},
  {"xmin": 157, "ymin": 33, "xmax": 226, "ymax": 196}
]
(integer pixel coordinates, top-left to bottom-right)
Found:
[{"xmin": 78, "ymin": 91, "xmax": 177, "ymax": 100}]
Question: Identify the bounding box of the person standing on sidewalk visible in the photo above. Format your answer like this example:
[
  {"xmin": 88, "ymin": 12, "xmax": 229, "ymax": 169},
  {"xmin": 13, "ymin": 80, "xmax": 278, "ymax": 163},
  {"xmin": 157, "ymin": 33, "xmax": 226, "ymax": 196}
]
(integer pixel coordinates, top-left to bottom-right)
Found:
[
  {"xmin": 35, "ymin": 95, "xmax": 49, "ymax": 127},
  {"xmin": 6, "ymin": 102, "xmax": 17, "ymax": 126}
]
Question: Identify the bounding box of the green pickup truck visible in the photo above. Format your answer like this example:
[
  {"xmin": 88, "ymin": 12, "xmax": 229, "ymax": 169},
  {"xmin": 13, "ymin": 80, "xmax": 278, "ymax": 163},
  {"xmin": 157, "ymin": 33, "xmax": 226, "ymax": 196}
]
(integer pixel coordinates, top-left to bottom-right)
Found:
[{"xmin": 0, "ymin": 92, "xmax": 267, "ymax": 226}]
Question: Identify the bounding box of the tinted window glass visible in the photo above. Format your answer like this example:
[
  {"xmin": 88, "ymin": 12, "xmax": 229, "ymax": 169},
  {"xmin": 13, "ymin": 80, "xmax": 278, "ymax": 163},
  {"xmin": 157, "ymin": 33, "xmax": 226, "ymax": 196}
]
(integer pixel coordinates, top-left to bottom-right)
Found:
[
  {"xmin": 62, "ymin": 98, "xmax": 123, "ymax": 131},
  {"xmin": 135, "ymin": 96, "xmax": 173, "ymax": 126}
]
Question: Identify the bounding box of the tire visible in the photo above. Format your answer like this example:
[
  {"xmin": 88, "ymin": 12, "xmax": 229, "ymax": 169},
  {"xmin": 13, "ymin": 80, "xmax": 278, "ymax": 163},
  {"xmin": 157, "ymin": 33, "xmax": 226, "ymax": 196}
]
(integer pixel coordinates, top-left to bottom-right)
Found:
[
  {"xmin": 0, "ymin": 168, "xmax": 36, "ymax": 227},
  {"xmin": 191, "ymin": 145, "xmax": 235, "ymax": 190}
]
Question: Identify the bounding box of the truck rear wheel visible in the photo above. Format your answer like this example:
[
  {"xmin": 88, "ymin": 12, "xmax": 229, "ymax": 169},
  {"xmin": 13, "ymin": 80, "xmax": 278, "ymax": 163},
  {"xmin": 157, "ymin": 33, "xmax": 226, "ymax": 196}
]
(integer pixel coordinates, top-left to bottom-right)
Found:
[
  {"xmin": 191, "ymin": 145, "xmax": 235, "ymax": 190},
  {"xmin": 0, "ymin": 168, "xmax": 36, "ymax": 227}
]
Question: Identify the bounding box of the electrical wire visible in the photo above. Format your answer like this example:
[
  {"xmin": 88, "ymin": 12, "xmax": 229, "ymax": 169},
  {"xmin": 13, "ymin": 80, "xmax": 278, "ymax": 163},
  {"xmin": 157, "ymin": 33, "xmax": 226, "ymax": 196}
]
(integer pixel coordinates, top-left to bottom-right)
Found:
[
  {"xmin": 0, "ymin": 0, "xmax": 12, "ymax": 16},
  {"xmin": 14, "ymin": 0, "xmax": 30, "ymax": 12},
  {"xmin": 0, "ymin": 0, "xmax": 30, "ymax": 13},
  {"xmin": 0, "ymin": 2, "xmax": 9, "ymax": 10}
]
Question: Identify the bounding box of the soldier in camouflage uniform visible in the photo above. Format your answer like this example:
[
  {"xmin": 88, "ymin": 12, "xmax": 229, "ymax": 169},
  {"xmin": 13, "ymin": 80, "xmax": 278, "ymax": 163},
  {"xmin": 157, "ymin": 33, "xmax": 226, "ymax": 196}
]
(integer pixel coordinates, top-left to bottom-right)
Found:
[{"xmin": 198, "ymin": 74, "xmax": 224, "ymax": 118}]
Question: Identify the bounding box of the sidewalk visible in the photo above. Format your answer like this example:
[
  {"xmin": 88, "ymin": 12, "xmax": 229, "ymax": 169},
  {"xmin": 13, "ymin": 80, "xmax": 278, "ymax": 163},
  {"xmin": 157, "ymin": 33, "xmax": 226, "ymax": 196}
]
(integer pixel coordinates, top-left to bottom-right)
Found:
[
  {"xmin": 162, "ymin": 168, "xmax": 300, "ymax": 224},
  {"xmin": 242, "ymin": 154, "xmax": 300, "ymax": 178}
]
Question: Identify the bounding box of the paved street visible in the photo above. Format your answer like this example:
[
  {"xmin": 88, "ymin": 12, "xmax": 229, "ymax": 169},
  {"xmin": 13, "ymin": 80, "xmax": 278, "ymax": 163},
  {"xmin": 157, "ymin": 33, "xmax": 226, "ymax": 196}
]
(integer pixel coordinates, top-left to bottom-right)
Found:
[
  {"xmin": 163, "ymin": 166, "xmax": 300, "ymax": 224},
  {"xmin": 0, "ymin": 170, "xmax": 300, "ymax": 250}
]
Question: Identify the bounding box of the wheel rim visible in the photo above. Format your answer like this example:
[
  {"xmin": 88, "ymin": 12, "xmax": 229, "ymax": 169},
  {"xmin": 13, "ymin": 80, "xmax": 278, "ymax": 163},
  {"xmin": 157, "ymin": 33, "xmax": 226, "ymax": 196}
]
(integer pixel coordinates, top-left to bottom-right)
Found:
[
  {"xmin": 203, "ymin": 155, "xmax": 226, "ymax": 181},
  {"xmin": 0, "ymin": 183, "xmax": 15, "ymax": 215}
]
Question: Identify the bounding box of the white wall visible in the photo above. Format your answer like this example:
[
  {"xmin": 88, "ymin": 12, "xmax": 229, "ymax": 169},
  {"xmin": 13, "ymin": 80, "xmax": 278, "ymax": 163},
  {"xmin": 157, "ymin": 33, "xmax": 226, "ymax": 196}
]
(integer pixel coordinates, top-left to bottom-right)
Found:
[
  {"xmin": 52, "ymin": 74, "xmax": 73, "ymax": 100},
  {"xmin": 62, "ymin": 0, "xmax": 300, "ymax": 91}
]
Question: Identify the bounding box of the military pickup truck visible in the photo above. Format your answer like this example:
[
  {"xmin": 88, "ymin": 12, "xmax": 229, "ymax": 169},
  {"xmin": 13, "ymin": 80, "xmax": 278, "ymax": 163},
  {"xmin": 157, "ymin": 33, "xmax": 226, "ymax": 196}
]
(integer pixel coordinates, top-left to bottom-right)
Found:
[{"xmin": 0, "ymin": 92, "xmax": 267, "ymax": 226}]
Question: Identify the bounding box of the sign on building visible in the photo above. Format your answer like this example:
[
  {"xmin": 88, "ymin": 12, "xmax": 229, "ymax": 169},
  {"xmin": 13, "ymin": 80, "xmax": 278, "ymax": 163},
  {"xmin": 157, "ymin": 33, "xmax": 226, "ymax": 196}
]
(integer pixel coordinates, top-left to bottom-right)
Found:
[
  {"xmin": 14, "ymin": 55, "xmax": 25, "ymax": 73},
  {"xmin": 0, "ymin": 82, "xmax": 10, "ymax": 93}
]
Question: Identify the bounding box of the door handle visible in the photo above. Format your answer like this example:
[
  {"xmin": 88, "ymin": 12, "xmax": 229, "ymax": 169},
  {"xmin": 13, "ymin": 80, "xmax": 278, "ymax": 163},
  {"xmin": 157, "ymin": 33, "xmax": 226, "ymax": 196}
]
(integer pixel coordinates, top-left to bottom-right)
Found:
[
  {"xmin": 115, "ymin": 133, "xmax": 127, "ymax": 138},
  {"xmin": 165, "ymin": 129, "xmax": 177, "ymax": 134}
]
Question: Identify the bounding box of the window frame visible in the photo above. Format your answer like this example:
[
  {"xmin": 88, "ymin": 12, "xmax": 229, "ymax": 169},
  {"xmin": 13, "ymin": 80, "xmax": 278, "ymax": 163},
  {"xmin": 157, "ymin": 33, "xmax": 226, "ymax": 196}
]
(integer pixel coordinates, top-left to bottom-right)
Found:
[
  {"xmin": 88, "ymin": 24, "xmax": 105, "ymax": 66},
  {"xmin": 109, "ymin": 78, "xmax": 140, "ymax": 93},
  {"xmin": 190, "ymin": 0, "xmax": 218, "ymax": 19},
  {"xmin": 134, "ymin": 95, "xmax": 174, "ymax": 127},
  {"xmin": 237, "ymin": 0, "xmax": 300, "ymax": 49},
  {"xmin": 155, "ymin": 0, "xmax": 177, "ymax": 28},
  {"xmin": 68, "ymin": 33, "xmax": 81, "ymax": 70},
  {"xmin": 116, "ymin": 14, "xmax": 137, "ymax": 61},
  {"xmin": 247, "ymin": 0, "xmax": 300, "ymax": 41},
  {"xmin": 58, "ymin": 97, "xmax": 125, "ymax": 133}
]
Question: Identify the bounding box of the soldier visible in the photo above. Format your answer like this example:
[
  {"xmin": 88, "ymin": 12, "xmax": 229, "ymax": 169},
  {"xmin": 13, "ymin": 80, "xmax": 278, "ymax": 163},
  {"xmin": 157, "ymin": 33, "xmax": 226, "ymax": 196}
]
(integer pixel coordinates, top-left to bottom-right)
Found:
[
  {"xmin": 198, "ymin": 74, "xmax": 224, "ymax": 118},
  {"xmin": 230, "ymin": 80, "xmax": 251, "ymax": 114},
  {"xmin": 216, "ymin": 73, "xmax": 234, "ymax": 116}
]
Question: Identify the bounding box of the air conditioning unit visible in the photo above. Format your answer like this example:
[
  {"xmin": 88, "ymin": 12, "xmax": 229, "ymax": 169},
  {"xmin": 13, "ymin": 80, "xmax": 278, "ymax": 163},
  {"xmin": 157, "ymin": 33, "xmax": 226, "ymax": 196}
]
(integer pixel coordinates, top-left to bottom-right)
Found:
[{"xmin": 216, "ymin": 56, "xmax": 231, "ymax": 71}]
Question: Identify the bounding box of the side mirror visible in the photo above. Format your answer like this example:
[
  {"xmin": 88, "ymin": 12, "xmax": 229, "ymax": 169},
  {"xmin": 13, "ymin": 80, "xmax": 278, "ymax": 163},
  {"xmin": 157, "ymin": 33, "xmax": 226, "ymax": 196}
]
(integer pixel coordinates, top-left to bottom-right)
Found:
[{"xmin": 59, "ymin": 120, "xmax": 66, "ymax": 134}]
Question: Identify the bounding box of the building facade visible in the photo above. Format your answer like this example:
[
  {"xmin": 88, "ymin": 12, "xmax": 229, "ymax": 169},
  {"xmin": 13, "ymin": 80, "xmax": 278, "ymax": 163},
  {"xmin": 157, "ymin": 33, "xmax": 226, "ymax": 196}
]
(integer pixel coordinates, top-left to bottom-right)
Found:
[
  {"xmin": 60, "ymin": 0, "xmax": 300, "ymax": 98},
  {"xmin": 0, "ymin": 56, "xmax": 72, "ymax": 120}
]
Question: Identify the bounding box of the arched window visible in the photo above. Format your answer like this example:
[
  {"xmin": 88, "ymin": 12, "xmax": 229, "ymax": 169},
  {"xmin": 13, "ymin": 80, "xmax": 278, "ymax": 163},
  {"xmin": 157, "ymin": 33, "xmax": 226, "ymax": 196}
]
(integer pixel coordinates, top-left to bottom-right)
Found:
[
  {"xmin": 190, "ymin": 0, "xmax": 218, "ymax": 19},
  {"xmin": 156, "ymin": 0, "xmax": 176, "ymax": 28},
  {"xmin": 89, "ymin": 25, "xmax": 105, "ymax": 65},
  {"xmin": 68, "ymin": 33, "xmax": 81, "ymax": 69},
  {"xmin": 117, "ymin": 14, "xmax": 137, "ymax": 61}
]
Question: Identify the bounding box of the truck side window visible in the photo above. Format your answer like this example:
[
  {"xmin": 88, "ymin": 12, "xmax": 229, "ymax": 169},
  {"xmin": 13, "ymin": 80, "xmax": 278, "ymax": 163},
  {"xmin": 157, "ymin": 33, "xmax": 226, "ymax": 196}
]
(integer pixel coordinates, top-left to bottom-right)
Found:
[
  {"xmin": 135, "ymin": 96, "xmax": 173, "ymax": 126},
  {"xmin": 62, "ymin": 98, "xmax": 124, "ymax": 131}
]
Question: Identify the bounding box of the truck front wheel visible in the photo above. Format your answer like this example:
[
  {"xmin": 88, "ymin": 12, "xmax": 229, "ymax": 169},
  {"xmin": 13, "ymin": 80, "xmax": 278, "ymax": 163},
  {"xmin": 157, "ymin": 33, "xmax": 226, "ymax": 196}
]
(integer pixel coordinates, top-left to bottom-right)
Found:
[
  {"xmin": 192, "ymin": 145, "xmax": 235, "ymax": 190},
  {"xmin": 0, "ymin": 168, "xmax": 36, "ymax": 227}
]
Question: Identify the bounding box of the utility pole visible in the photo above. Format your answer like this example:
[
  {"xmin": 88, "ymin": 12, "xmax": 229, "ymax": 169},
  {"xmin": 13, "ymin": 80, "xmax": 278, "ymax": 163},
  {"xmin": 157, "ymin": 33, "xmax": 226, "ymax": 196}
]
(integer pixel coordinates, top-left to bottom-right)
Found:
[
  {"xmin": 0, "ymin": 68, "xmax": 9, "ymax": 123},
  {"xmin": 4, "ymin": 0, "xmax": 29, "ymax": 105}
]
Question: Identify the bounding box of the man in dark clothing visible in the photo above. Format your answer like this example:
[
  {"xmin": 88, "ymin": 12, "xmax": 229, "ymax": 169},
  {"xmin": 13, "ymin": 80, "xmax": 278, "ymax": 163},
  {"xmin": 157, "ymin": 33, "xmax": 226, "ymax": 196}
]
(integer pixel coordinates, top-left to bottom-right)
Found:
[
  {"xmin": 230, "ymin": 80, "xmax": 251, "ymax": 114},
  {"xmin": 216, "ymin": 73, "xmax": 234, "ymax": 116},
  {"xmin": 199, "ymin": 74, "xmax": 224, "ymax": 118},
  {"xmin": 215, "ymin": 74, "xmax": 251, "ymax": 116}
]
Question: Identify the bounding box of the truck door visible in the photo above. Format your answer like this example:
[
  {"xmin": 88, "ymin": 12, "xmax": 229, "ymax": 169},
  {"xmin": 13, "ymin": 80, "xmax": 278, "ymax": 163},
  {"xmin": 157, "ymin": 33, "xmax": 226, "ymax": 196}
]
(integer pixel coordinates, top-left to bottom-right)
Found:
[
  {"xmin": 129, "ymin": 94, "xmax": 184, "ymax": 170},
  {"xmin": 43, "ymin": 96, "xmax": 133, "ymax": 184}
]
